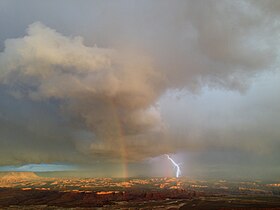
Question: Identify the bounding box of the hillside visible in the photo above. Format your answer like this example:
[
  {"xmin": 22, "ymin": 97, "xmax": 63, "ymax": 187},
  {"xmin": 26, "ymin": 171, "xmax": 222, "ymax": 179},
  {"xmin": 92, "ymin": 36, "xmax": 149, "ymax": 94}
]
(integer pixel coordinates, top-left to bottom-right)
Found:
[{"xmin": 1, "ymin": 172, "xmax": 39, "ymax": 180}]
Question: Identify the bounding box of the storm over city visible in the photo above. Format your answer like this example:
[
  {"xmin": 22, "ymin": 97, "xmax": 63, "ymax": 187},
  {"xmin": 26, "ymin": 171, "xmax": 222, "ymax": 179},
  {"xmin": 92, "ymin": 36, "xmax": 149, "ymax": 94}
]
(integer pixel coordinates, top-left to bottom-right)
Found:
[{"xmin": 0, "ymin": 0, "xmax": 280, "ymax": 180}]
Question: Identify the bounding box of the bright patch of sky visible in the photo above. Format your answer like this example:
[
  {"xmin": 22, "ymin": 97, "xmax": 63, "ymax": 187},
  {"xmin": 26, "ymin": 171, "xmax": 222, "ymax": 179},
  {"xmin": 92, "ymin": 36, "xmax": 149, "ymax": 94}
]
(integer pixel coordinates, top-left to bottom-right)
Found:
[{"xmin": 0, "ymin": 163, "xmax": 78, "ymax": 172}]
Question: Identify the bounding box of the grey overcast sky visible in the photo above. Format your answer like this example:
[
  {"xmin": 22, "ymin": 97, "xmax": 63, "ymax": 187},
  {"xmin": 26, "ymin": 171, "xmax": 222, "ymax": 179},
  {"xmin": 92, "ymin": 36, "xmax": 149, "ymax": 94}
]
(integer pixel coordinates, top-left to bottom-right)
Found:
[{"xmin": 0, "ymin": 0, "xmax": 280, "ymax": 179}]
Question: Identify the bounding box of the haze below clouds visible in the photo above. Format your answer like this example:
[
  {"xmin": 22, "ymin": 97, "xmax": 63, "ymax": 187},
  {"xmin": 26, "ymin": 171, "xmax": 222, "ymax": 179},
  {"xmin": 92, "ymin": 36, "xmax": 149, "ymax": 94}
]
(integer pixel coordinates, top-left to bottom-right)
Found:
[{"xmin": 0, "ymin": 0, "xmax": 280, "ymax": 179}]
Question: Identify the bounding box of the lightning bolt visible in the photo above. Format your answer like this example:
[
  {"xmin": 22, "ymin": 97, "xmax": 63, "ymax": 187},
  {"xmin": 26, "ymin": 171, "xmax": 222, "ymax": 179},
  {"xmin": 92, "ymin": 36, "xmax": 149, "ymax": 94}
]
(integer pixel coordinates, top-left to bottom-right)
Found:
[{"xmin": 166, "ymin": 154, "xmax": 181, "ymax": 178}]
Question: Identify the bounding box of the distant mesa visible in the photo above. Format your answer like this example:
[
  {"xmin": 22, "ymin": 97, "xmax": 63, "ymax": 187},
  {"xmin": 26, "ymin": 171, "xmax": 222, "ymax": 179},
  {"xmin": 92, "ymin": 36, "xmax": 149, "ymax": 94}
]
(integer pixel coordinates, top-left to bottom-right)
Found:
[{"xmin": 1, "ymin": 172, "xmax": 40, "ymax": 180}]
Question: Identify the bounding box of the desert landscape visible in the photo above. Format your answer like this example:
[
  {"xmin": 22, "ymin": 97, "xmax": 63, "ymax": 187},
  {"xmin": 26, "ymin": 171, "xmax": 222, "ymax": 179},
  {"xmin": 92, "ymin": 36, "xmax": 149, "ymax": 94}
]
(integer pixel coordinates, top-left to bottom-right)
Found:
[{"xmin": 0, "ymin": 172, "xmax": 280, "ymax": 209}]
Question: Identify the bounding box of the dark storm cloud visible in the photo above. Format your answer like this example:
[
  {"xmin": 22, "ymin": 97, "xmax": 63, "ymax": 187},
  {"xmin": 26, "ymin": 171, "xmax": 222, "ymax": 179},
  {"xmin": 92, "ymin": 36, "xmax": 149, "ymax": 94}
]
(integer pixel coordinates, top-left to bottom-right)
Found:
[{"xmin": 0, "ymin": 0, "xmax": 279, "ymax": 168}]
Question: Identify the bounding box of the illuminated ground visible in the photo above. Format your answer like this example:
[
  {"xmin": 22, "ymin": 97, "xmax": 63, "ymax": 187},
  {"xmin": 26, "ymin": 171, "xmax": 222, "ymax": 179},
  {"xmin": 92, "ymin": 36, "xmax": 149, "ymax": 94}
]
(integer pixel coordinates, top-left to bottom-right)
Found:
[{"xmin": 0, "ymin": 172, "xmax": 280, "ymax": 209}]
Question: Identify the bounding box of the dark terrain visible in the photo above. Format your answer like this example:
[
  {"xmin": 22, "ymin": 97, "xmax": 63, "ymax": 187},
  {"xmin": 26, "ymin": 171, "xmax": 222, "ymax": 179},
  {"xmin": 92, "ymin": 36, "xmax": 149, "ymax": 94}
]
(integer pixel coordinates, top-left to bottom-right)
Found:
[{"xmin": 1, "ymin": 172, "xmax": 280, "ymax": 209}]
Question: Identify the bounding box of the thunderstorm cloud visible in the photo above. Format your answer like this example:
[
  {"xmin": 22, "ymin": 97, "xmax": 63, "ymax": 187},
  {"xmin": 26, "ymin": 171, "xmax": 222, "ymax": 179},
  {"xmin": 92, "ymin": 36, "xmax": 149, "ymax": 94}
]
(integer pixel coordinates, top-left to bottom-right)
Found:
[{"xmin": 0, "ymin": 0, "xmax": 279, "ymax": 178}]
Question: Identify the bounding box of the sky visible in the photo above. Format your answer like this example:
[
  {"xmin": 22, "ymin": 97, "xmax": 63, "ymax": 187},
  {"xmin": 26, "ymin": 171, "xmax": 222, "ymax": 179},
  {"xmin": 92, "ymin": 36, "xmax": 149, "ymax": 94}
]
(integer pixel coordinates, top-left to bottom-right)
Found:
[{"xmin": 0, "ymin": 0, "xmax": 280, "ymax": 179}]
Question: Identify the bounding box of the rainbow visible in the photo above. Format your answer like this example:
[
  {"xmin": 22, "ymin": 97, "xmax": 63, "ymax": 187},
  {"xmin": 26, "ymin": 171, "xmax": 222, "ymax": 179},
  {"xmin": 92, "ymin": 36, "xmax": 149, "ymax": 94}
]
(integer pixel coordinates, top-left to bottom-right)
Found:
[{"xmin": 107, "ymin": 99, "xmax": 128, "ymax": 178}]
